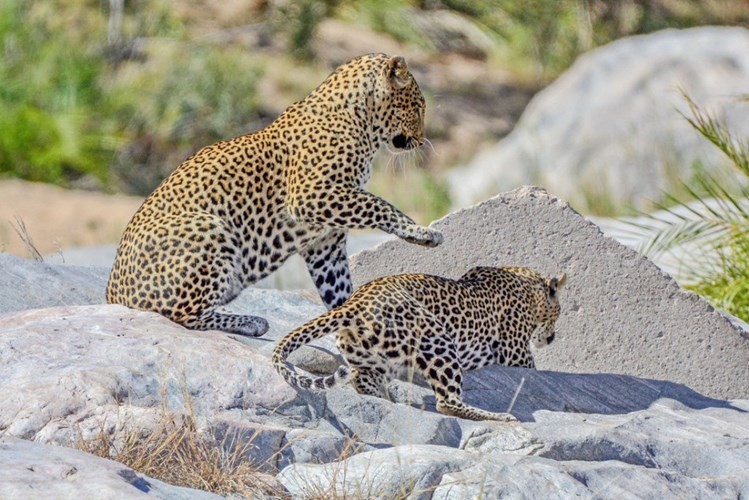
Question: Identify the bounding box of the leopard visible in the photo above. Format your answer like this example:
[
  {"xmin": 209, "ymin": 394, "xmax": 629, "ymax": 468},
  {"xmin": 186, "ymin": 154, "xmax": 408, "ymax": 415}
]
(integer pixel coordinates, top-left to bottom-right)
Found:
[
  {"xmin": 106, "ymin": 53, "xmax": 443, "ymax": 336},
  {"xmin": 272, "ymin": 266, "xmax": 566, "ymax": 422}
]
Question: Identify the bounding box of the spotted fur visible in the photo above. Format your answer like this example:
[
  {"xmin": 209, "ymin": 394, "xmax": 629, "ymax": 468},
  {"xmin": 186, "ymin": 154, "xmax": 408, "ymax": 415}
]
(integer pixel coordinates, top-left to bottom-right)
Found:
[
  {"xmin": 106, "ymin": 54, "xmax": 443, "ymax": 336},
  {"xmin": 273, "ymin": 267, "xmax": 567, "ymax": 422}
]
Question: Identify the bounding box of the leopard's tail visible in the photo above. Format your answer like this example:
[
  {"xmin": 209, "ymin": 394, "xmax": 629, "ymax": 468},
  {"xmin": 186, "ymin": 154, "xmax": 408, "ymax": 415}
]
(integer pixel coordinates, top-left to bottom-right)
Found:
[{"xmin": 271, "ymin": 310, "xmax": 352, "ymax": 392}]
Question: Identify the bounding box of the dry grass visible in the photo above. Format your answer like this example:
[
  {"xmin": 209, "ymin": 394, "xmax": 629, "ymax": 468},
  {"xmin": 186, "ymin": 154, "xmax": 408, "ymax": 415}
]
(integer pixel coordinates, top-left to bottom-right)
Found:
[
  {"xmin": 10, "ymin": 215, "xmax": 43, "ymax": 261},
  {"xmin": 77, "ymin": 407, "xmax": 289, "ymax": 499}
]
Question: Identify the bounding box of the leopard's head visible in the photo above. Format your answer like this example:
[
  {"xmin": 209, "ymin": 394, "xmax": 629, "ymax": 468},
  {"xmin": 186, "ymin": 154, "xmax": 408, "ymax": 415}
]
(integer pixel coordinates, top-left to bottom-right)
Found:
[
  {"xmin": 373, "ymin": 55, "xmax": 426, "ymax": 152},
  {"xmin": 530, "ymin": 273, "xmax": 567, "ymax": 348}
]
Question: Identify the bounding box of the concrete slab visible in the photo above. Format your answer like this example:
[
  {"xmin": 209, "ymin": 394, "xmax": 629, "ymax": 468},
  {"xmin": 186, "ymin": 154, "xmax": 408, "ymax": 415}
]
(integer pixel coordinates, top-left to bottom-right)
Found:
[{"xmin": 350, "ymin": 186, "xmax": 749, "ymax": 400}]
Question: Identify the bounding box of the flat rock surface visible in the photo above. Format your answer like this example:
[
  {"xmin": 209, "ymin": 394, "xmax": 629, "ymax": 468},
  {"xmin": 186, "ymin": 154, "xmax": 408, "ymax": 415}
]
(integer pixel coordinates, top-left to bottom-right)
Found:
[
  {"xmin": 0, "ymin": 253, "xmax": 109, "ymax": 314},
  {"xmin": 279, "ymin": 399, "xmax": 749, "ymax": 499},
  {"xmin": 351, "ymin": 186, "xmax": 749, "ymax": 400}
]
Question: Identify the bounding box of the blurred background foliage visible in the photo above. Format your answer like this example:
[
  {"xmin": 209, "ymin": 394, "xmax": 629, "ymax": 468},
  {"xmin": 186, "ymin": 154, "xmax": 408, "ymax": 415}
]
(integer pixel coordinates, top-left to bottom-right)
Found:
[{"xmin": 1, "ymin": 0, "xmax": 748, "ymax": 220}]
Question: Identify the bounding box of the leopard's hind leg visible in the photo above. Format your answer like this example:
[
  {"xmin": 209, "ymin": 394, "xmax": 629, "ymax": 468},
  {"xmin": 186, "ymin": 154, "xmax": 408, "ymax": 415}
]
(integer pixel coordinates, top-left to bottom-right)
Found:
[
  {"xmin": 336, "ymin": 325, "xmax": 391, "ymax": 398},
  {"xmin": 416, "ymin": 333, "xmax": 518, "ymax": 422},
  {"xmin": 112, "ymin": 212, "xmax": 269, "ymax": 337}
]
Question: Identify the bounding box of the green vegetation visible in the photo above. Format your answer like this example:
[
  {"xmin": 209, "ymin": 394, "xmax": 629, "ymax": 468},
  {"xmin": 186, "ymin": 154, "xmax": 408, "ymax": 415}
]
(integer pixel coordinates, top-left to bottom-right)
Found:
[
  {"xmin": 106, "ymin": 43, "xmax": 263, "ymax": 193},
  {"xmin": 633, "ymin": 94, "xmax": 749, "ymax": 321},
  {"xmin": 0, "ymin": 1, "xmax": 114, "ymax": 185},
  {"xmin": 0, "ymin": 1, "xmax": 263, "ymax": 193},
  {"xmin": 1, "ymin": 0, "xmax": 747, "ymax": 199},
  {"xmin": 340, "ymin": 0, "xmax": 749, "ymax": 80}
]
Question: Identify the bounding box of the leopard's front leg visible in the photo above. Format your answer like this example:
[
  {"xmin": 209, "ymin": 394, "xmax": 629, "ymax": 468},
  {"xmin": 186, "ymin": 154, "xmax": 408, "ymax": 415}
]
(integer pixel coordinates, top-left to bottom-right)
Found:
[
  {"xmin": 287, "ymin": 183, "xmax": 443, "ymax": 248},
  {"xmin": 300, "ymin": 229, "xmax": 353, "ymax": 309}
]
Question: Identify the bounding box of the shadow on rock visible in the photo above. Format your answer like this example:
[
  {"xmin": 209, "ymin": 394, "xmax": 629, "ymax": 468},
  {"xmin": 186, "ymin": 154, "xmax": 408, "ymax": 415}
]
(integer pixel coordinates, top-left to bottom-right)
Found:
[{"xmin": 456, "ymin": 367, "xmax": 742, "ymax": 422}]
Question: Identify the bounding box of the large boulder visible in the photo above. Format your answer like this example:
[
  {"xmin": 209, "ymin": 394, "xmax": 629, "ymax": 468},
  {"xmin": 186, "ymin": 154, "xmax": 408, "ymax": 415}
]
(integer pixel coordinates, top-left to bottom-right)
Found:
[
  {"xmin": 447, "ymin": 26, "xmax": 749, "ymax": 213},
  {"xmin": 351, "ymin": 186, "xmax": 749, "ymax": 400}
]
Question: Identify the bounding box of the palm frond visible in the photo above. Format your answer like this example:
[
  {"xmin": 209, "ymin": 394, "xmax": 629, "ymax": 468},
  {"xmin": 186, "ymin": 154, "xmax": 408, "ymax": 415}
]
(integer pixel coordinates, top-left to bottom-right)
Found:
[
  {"xmin": 679, "ymin": 90, "xmax": 749, "ymax": 175},
  {"xmin": 623, "ymin": 93, "xmax": 749, "ymax": 321}
]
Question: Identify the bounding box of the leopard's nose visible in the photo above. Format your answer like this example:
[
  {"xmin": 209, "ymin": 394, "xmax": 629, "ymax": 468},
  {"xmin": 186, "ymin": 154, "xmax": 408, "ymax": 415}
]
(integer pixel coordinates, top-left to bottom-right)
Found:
[
  {"xmin": 392, "ymin": 134, "xmax": 409, "ymax": 149},
  {"xmin": 393, "ymin": 134, "xmax": 420, "ymax": 150}
]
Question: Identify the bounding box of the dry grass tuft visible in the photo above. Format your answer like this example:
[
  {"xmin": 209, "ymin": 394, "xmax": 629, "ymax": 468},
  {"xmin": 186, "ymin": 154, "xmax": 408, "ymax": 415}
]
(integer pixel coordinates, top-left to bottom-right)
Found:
[
  {"xmin": 10, "ymin": 215, "xmax": 43, "ymax": 261},
  {"xmin": 78, "ymin": 409, "xmax": 289, "ymax": 499}
]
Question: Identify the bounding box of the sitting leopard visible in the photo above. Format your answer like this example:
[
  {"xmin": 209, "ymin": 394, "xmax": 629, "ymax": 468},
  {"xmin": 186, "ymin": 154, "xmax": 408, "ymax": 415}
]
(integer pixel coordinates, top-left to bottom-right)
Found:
[
  {"xmin": 273, "ymin": 266, "xmax": 566, "ymax": 422},
  {"xmin": 106, "ymin": 53, "xmax": 443, "ymax": 336}
]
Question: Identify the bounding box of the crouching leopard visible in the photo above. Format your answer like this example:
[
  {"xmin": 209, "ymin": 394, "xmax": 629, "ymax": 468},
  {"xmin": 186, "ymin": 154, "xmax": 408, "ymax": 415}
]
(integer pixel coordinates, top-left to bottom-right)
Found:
[
  {"xmin": 106, "ymin": 53, "xmax": 443, "ymax": 336},
  {"xmin": 273, "ymin": 266, "xmax": 567, "ymax": 422}
]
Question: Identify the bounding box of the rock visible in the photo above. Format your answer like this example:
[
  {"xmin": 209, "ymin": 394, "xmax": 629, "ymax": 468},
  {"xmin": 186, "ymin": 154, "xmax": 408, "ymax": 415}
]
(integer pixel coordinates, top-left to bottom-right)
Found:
[
  {"xmin": 1, "ymin": 278, "xmax": 748, "ymax": 498},
  {"xmin": 279, "ymin": 401, "xmax": 749, "ymax": 499},
  {"xmin": 446, "ymin": 368, "xmax": 736, "ymax": 423},
  {"xmin": 531, "ymin": 399, "xmax": 749, "ymax": 478},
  {"xmin": 278, "ymin": 444, "xmax": 476, "ymax": 500},
  {"xmin": 351, "ymin": 186, "xmax": 749, "ymax": 400},
  {"xmin": 0, "ymin": 436, "xmax": 221, "ymax": 499},
  {"xmin": 0, "ymin": 253, "xmax": 109, "ymax": 314},
  {"xmin": 3, "ymin": 191, "xmax": 749, "ymax": 498},
  {"xmin": 0, "ymin": 305, "xmax": 298, "ymax": 445},
  {"xmin": 413, "ymin": 9, "xmax": 495, "ymax": 59},
  {"xmin": 447, "ymin": 27, "xmax": 749, "ymax": 213},
  {"xmin": 44, "ymin": 244, "xmax": 119, "ymax": 268},
  {"xmin": 433, "ymin": 400, "xmax": 749, "ymax": 499}
]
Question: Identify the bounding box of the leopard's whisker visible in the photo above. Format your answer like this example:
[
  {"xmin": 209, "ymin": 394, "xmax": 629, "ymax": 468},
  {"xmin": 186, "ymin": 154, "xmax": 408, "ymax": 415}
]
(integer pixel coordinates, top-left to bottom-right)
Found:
[{"xmin": 422, "ymin": 137, "xmax": 438, "ymax": 157}]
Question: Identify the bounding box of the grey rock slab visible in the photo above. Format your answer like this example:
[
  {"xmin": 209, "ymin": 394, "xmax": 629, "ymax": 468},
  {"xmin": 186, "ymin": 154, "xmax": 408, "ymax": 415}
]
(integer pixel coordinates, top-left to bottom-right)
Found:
[
  {"xmin": 0, "ymin": 436, "xmax": 221, "ymax": 500},
  {"xmin": 323, "ymin": 386, "xmax": 465, "ymax": 447},
  {"xmin": 531, "ymin": 400, "xmax": 749, "ymax": 479},
  {"xmin": 0, "ymin": 304, "xmax": 299, "ymax": 445},
  {"xmin": 278, "ymin": 398, "xmax": 749, "ymax": 499},
  {"xmin": 447, "ymin": 26, "xmax": 749, "ymax": 213},
  {"xmin": 44, "ymin": 244, "xmax": 119, "ymax": 268},
  {"xmin": 280, "ymin": 427, "xmax": 368, "ymax": 469},
  {"xmin": 0, "ymin": 249, "xmax": 338, "ymax": 372},
  {"xmin": 433, "ymin": 456, "xmax": 745, "ymax": 500},
  {"xmin": 407, "ymin": 366, "xmax": 739, "ymax": 423},
  {"xmin": 3, "ymin": 294, "xmax": 749, "ymax": 498},
  {"xmin": 209, "ymin": 418, "xmax": 288, "ymax": 473},
  {"xmin": 434, "ymin": 401, "xmax": 749, "ymax": 499},
  {"xmin": 0, "ymin": 253, "xmax": 109, "ymax": 314},
  {"xmin": 225, "ymin": 287, "xmax": 339, "ymax": 374},
  {"xmin": 350, "ymin": 186, "xmax": 749, "ymax": 400},
  {"xmin": 277, "ymin": 444, "xmax": 476, "ymax": 500}
]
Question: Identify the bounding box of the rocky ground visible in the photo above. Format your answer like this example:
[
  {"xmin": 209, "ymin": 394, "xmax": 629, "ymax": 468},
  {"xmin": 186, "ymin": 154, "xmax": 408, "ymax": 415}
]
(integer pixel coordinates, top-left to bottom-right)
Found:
[{"xmin": 1, "ymin": 187, "xmax": 747, "ymax": 498}]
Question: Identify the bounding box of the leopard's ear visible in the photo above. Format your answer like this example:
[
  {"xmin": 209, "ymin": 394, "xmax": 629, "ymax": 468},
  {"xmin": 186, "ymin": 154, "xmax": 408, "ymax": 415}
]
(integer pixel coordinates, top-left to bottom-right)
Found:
[
  {"xmin": 548, "ymin": 273, "xmax": 567, "ymax": 297},
  {"xmin": 386, "ymin": 56, "xmax": 411, "ymax": 89}
]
